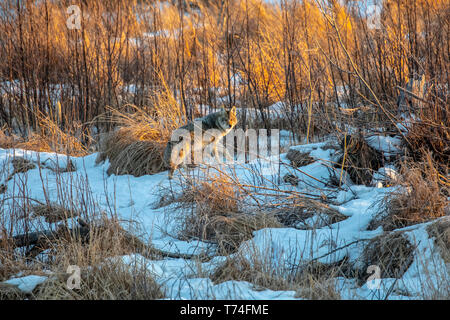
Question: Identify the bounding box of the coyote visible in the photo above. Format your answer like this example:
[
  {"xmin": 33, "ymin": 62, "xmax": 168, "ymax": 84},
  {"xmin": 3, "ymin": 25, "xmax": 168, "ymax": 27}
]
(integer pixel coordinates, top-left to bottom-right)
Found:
[{"xmin": 163, "ymin": 106, "xmax": 237, "ymax": 179}]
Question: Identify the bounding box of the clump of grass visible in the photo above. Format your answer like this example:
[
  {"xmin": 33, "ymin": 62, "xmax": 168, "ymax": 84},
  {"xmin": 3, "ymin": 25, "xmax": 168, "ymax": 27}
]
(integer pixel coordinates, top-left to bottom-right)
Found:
[
  {"xmin": 211, "ymin": 254, "xmax": 291, "ymax": 291},
  {"xmin": 96, "ymin": 91, "xmax": 183, "ymax": 177},
  {"xmin": 31, "ymin": 203, "xmax": 79, "ymax": 224},
  {"xmin": 100, "ymin": 130, "xmax": 167, "ymax": 177},
  {"xmin": 211, "ymin": 253, "xmax": 343, "ymax": 299},
  {"xmin": 167, "ymin": 174, "xmax": 281, "ymax": 254},
  {"xmin": 274, "ymin": 198, "xmax": 347, "ymax": 229},
  {"xmin": 337, "ymin": 134, "xmax": 384, "ymax": 185},
  {"xmin": 370, "ymin": 156, "xmax": 448, "ymax": 231},
  {"xmin": 405, "ymin": 115, "xmax": 449, "ymax": 174},
  {"xmin": 33, "ymin": 259, "xmax": 164, "ymax": 300},
  {"xmin": 427, "ymin": 216, "xmax": 450, "ymax": 263},
  {"xmin": 0, "ymin": 283, "xmax": 26, "ymax": 300},
  {"xmin": 361, "ymin": 232, "xmax": 414, "ymax": 280},
  {"xmin": 294, "ymin": 261, "xmax": 343, "ymax": 300},
  {"xmin": 8, "ymin": 112, "xmax": 89, "ymax": 156},
  {"xmin": 11, "ymin": 157, "xmax": 36, "ymax": 173},
  {"xmin": 177, "ymin": 174, "xmax": 240, "ymax": 216}
]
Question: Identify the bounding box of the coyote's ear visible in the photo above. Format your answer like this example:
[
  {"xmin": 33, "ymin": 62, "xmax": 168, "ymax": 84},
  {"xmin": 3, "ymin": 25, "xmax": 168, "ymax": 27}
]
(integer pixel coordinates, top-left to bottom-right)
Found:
[{"xmin": 227, "ymin": 106, "xmax": 236, "ymax": 115}]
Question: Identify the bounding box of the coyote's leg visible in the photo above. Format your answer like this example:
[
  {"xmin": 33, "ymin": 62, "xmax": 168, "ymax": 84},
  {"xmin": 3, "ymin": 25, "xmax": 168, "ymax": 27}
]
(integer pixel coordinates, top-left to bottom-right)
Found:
[{"xmin": 168, "ymin": 168, "xmax": 174, "ymax": 179}]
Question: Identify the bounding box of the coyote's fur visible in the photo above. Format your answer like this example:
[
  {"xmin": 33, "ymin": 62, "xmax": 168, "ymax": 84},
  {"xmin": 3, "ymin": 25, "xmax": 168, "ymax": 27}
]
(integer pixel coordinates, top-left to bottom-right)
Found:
[{"xmin": 163, "ymin": 107, "xmax": 238, "ymax": 179}]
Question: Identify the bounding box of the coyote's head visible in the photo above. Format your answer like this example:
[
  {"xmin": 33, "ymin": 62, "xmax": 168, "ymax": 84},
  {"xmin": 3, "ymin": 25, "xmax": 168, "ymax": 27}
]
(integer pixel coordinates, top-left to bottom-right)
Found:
[{"xmin": 217, "ymin": 106, "xmax": 237, "ymax": 131}]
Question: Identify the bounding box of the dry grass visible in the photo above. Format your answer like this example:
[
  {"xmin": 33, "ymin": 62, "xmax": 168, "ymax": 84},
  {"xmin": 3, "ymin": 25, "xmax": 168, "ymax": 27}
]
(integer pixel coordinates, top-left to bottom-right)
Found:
[
  {"xmin": 0, "ymin": 283, "xmax": 27, "ymax": 300},
  {"xmin": 1, "ymin": 207, "xmax": 162, "ymax": 300},
  {"xmin": 42, "ymin": 217, "xmax": 159, "ymax": 269},
  {"xmin": 96, "ymin": 89, "xmax": 183, "ymax": 176},
  {"xmin": 11, "ymin": 157, "xmax": 36, "ymax": 173},
  {"xmin": 0, "ymin": 164, "xmax": 162, "ymax": 299},
  {"xmin": 165, "ymin": 173, "xmax": 282, "ymax": 254},
  {"xmin": 405, "ymin": 117, "xmax": 450, "ymax": 174},
  {"xmin": 33, "ymin": 260, "xmax": 164, "ymax": 300},
  {"xmin": 0, "ymin": 128, "xmax": 16, "ymax": 149},
  {"xmin": 31, "ymin": 203, "xmax": 79, "ymax": 224},
  {"xmin": 370, "ymin": 156, "xmax": 449, "ymax": 231},
  {"xmin": 274, "ymin": 198, "xmax": 347, "ymax": 230},
  {"xmin": 99, "ymin": 128, "xmax": 167, "ymax": 177},
  {"xmin": 361, "ymin": 232, "xmax": 414, "ymax": 280},
  {"xmin": 427, "ymin": 216, "xmax": 450, "ymax": 263},
  {"xmin": 176, "ymin": 174, "xmax": 241, "ymax": 216},
  {"xmin": 293, "ymin": 261, "xmax": 343, "ymax": 300},
  {"xmin": 337, "ymin": 134, "xmax": 384, "ymax": 186},
  {"xmin": 286, "ymin": 148, "xmax": 315, "ymax": 168},
  {"xmin": 211, "ymin": 253, "xmax": 343, "ymax": 299},
  {"xmin": 211, "ymin": 255, "xmax": 291, "ymax": 291},
  {"xmin": 0, "ymin": 114, "xmax": 89, "ymax": 157}
]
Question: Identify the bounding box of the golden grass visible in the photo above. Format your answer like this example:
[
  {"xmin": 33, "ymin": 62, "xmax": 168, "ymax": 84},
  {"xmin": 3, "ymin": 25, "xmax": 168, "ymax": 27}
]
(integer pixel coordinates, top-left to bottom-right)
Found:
[
  {"xmin": 370, "ymin": 155, "xmax": 449, "ymax": 231},
  {"xmin": 99, "ymin": 128, "xmax": 167, "ymax": 177},
  {"xmin": 177, "ymin": 174, "xmax": 241, "ymax": 216},
  {"xmin": 168, "ymin": 174, "xmax": 282, "ymax": 254},
  {"xmin": 0, "ymin": 113, "xmax": 89, "ymax": 157},
  {"xmin": 33, "ymin": 260, "xmax": 164, "ymax": 300},
  {"xmin": 274, "ymin": 198, "xmax": 347, "ymax": 229}
]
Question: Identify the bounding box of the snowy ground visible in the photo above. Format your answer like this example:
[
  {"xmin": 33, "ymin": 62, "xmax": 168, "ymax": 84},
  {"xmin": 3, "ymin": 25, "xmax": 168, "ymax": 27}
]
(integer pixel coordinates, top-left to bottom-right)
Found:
[{"xmin": 0, "ymin": 135, "xmax": 448, "ymax": 299}]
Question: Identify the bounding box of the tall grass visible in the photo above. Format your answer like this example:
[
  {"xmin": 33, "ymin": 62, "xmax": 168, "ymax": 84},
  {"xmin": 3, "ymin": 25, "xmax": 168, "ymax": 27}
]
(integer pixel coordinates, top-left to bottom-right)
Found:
[{"xmin": 0, "ymin": 0, "xmax": 446, "ymax": 151}]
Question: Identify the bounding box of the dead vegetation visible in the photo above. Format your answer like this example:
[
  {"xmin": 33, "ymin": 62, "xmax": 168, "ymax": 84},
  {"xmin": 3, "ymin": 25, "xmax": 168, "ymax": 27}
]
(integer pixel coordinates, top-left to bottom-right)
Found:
[
  {"xmin": 33, "ymin": 260, "xmax": 164, "ymax": 300},
  {"xmin": 361, "ymin": 232, "xmax": 415, "ymax": 280},
  {"xmin": 427, "ymin": 217, "xmax": 450, "ymax": 263},
  {"xmin": 337, "ymin": 134, "xmax": 384, "ymax": 186},
  {"xmin": 211, "ymin": 253, "xmax": 343, "ymax": 299},
  {"xmin": 96, "ymin": 97, "xmax": 182, "ymax": 177},
  {"xmin": 211, "ymin": 255, "xmax": 291, "ymax": 291},
  {"xmin": 370, "ymin": 157, "xmax": 449, "ymax": 231},
  {"xmin": 11, "ymin": 157, "xmax": 36, "ymax": 173},
  {"xmin": 0, "ymin": 0, "xmax": 448, "ymax": 301},
  {"xmin": 0, "ymin": 115, "xmax": 89, "ymax": 157},
  {"xmin": 293, "ymin": 261, "xmax": 344, "ymax": 300},
  {"xmin": 286, "ymin": 148, "xmax": 315, "ymax": 168},
  {"xmin": 166, "ymin": 174, "xmax": 282, "ymax": 254},
  {"xmin": 405, "ymin": 115, "xmax": 450, "ymax": 175},
  {"xmin": 274, "ymin": 198, "xmax": 347, "ymax": 230},
  {"xmin": 98, "ymin": 128, "xmax": 167, "ymax": 177},
  {"xmin": 31, "ymin": 203, "xmax": 79, "ymax": 224},
  {"xmin": 0, "ymin": 283, "xmax": 27, "ymax": 300}
]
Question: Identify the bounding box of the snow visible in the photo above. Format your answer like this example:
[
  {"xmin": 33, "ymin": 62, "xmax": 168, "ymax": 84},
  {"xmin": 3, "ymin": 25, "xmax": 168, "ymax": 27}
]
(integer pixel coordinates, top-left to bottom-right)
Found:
[
  {"xmin": 365, "ymin": 134, "xmax": 402, "ymax": 158},
  {"xmin": 0, "ymin": 135, "xmax": 447, "ymax": 300},
  {"xmin": 4, "ymin": 275, "xmax": 48, "ymax": 293}
]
